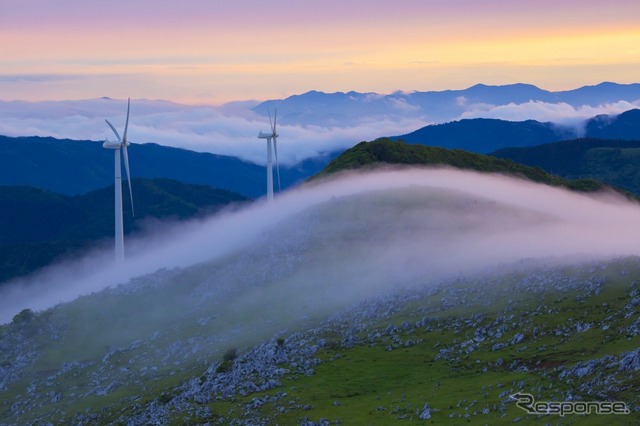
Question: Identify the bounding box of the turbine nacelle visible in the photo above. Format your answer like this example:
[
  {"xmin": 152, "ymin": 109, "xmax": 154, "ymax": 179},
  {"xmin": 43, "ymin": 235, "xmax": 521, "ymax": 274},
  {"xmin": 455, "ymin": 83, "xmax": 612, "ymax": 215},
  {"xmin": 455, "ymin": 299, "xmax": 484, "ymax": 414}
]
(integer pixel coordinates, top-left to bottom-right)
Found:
[{"xmin": 102, "ymin": 140, "xmax": 123, "ymax": 149}]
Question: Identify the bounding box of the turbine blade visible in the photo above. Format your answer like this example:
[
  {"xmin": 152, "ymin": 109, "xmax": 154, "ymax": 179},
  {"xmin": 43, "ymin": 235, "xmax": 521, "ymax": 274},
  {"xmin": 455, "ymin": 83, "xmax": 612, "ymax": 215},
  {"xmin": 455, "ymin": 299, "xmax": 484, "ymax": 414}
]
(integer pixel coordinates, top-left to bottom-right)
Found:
[
  {"xmin": 273, "ymin": 109, "xmax": 277, "ymax": 136},
  {"xmin": 267, "ymin": 107, "xmax": 273, "ymax": 135},
  {"xmin": 274, "ymin": 137, "xmax": 281, "ymax": 192},
  {"xmin": 122, "ymin": 97, "xmax": 130, "ymax": 145},
  {"xmin": 105, "ymin": 119, "xmax": 121, "ymax": 142},
  {"xmin": 122, "ymin": 144, "xmax": 135, "ymax": 217}
]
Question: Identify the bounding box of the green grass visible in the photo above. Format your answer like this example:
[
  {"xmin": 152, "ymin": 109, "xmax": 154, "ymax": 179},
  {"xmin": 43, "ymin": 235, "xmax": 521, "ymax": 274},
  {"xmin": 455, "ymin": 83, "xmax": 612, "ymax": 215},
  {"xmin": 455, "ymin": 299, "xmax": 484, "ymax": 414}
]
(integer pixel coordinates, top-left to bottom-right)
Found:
[
  {"xmin": 192, "ymin": 260, "xmax": 640, "ymax": 425},
  {"xmin": 2, "ymin": 259, "xmax": 639, "ymax": 425}
]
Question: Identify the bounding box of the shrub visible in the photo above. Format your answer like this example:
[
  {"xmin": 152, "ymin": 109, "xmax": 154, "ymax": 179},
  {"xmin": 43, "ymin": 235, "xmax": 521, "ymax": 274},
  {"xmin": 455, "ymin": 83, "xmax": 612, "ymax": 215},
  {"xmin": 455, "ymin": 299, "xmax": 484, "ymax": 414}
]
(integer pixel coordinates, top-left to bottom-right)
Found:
[
  {"xmin": 223, "ymin": 347, "xmax": 237, "ymax": 362},
  {"xmin": 158, "ymin": 393, "xmax": 173, "ymax": 405},
  {"xmin": 216, "ymin": 347, "xmax": 238, "ymax": 374},
  {"xmin": 12, "ymin": 308, "xmax": 35, "ymax": 324}
]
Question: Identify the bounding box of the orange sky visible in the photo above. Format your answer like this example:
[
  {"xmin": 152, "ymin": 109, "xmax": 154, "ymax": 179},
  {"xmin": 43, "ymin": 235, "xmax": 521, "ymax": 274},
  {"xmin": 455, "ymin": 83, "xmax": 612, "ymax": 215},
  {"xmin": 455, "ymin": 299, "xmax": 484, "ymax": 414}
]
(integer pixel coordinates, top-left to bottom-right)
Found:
[{"xmin": 1, "ymin": 0, "xmax": 639, "ymax": 104}]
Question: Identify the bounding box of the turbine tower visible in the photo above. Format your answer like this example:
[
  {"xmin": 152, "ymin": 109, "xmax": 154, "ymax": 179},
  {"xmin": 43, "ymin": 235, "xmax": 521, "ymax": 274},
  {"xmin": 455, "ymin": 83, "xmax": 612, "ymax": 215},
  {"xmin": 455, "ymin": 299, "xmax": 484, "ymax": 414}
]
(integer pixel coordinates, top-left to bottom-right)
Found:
[
  {"xmin": 103, "ymin": 98, "xmax": 134, "ymax": 264},
  {"xmin": 258, "ymin": 109, "xmax": 281, "ymax": 202}
]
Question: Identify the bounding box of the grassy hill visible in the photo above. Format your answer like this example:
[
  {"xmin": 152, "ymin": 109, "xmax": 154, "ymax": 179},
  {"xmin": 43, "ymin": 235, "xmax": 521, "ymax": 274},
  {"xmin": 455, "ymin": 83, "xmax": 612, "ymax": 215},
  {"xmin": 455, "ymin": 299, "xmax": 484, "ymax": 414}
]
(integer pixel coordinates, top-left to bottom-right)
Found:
[
  {"xmin": 492, "ymin": 138, "xmax": 640, "ymax": 195},
  {"xmin": 316, "ymin": 138, "xmax": 612, "ymax": 194},
  {"xmin": 200, "ymin": 260, "xmax": 640, "ymax": 425},
  {"xmin": 0, "ymin": 178, "xmax": 247, "ymax": 283}
]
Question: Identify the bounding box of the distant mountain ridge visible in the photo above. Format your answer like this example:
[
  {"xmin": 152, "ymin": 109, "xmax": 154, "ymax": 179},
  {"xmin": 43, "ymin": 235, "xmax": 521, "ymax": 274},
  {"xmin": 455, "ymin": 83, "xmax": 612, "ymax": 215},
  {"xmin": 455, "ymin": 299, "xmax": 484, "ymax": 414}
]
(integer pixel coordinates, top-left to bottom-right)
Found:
[
  {"xmin": 0, "ymin": 135, "xmax": 332, "ymax": 197},
  {"xmin": 2, "ymin": 106, "xmax": 640, "ymax": 200},
  {"xmin": 585, "ymin": 108, "xmax": 640, "ymax": 139},
  {"xmin": 395, "ymin": 118, "xmax": 568, "ymax": 153},
  {"xmin": 394, "ymin": 108, "xmax": 640, "ymax": 153},
  {"xmin": 256, "ymin": 82, "xmax": 640, "ymax": 126},
  {"xmin": 2, "ymin": 109, "xmax": 639, "ymax": 198}
]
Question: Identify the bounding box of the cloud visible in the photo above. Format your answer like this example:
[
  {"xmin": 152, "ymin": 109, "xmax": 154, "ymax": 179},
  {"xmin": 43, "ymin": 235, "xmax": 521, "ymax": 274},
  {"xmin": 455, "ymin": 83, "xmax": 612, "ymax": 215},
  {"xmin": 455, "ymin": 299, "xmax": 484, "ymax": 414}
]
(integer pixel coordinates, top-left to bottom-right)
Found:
[
  {"xmin": 387, "ymin": 97, "xmax": 422, "ymax": 112},
  {"xmin": 0, "ymin": 98, "xmax": 426, "ymax": 165},
  {"xmin": 0, "ymin": 74, "xmax": 84, "ymax": 83},
  {"xmin": 2, "ymin": 95, "xmax": 640, "ymax": 167},
  {"xmin": 459, "ymin": 100, "xmax": 640, "ymax": 134},
  {"xmin": 2, "ymin": 167, "xmax": 640, "ymax": 324}
]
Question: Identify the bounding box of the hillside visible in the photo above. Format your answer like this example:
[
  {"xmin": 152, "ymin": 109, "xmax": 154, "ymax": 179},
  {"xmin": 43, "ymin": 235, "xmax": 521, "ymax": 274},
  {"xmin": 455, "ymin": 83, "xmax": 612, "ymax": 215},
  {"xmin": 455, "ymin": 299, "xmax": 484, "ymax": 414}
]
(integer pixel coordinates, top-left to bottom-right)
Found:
[
  {"xmin": 1, "ymin": 173, "xmax": 639, "ymax": 425},
  {"xmin": 395, "ymin": 118, "xmax": 568, "ymax": 153},
  {"xmin": 491, "ymin": 138, "xmax": 640, "ymax": 195},
  {"xmin": 316, "ymin": 138, "xmax": 610, "ymax": 194},
  {"xmin": 586, "ymin": 109, "xmax": 640, "ymax": 139},
  {"xmin": 394, "ymin": 108, "xmax": 640, "ymax": 154},
  {"xmin": 0, "ymin": 135, "xmax": 332, "ymax": 197},
  {"xmin": 0, "ymin": 179, "xmax": 247, "ymax": 284}
]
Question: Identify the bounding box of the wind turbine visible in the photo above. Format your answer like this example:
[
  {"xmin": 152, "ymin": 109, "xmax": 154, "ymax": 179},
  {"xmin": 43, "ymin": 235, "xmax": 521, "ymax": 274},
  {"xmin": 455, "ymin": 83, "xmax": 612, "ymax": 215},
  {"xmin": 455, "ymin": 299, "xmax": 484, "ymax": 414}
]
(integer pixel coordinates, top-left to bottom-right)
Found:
[
  {"xmin": 258, "ymin": 109, "xmax": 281, "ymax": 202},
  {"xmin": 103, "ymin": 98, "xmax": 134, "ymax": 264}
]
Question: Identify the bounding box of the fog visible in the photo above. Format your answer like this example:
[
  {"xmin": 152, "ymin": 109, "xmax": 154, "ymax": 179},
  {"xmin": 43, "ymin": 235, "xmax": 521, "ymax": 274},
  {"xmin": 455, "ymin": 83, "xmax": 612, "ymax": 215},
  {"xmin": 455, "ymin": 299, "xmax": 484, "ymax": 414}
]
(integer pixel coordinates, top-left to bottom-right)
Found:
[
  {"xmin": 459, "ymin": 99, "xmax": 640, "ymax": 135},
  {"xmin": 2, "ymin": 167, "xmax": 640, "ymax": 324},
  {"xmin": 2, "ymin": 97, "xmax": 638, "ymax": 167},
  {"xmin": 0, "ymin": 98, "xmax": 426, "ymax": 166}
]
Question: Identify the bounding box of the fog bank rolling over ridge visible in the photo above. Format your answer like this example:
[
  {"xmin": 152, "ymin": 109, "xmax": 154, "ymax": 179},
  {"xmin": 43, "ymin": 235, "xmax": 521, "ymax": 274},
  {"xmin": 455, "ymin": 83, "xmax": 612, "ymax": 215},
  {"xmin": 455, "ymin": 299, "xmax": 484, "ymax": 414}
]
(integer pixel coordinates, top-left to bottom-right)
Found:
[{"xmin": 2, "ymin": 167, "xmax": 640, "ymax": 324}]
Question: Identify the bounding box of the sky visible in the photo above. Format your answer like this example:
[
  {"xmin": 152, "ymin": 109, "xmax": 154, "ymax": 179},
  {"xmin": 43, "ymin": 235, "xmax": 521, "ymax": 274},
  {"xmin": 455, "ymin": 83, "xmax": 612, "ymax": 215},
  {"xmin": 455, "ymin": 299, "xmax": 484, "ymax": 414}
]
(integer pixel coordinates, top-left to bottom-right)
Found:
[{"xmin": 2, "ymin": 0, "xmax": 640, "ymax": 105}]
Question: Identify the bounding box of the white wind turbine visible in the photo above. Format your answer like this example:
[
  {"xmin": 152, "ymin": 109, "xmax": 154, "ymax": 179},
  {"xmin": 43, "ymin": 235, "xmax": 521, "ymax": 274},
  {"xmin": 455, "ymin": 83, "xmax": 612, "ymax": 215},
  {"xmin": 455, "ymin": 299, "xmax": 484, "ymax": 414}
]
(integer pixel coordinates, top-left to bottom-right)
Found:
[
  {"xmin": 103, "ymin": 98, "xmax": 134, "ymax": 264},
  {"xmin": 258, "ymin": 109, "xmax": 281, "ymax": 202}
]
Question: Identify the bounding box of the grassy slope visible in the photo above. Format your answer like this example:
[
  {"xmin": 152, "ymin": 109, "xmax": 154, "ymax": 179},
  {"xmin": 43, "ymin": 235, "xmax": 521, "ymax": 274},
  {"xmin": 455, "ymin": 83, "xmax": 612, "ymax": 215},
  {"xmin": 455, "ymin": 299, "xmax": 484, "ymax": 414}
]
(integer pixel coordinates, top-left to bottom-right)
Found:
[
  {"xmin": 196, "ymin": 261, "xmax": 640, "ymax": 425},
  {"xmin": 5, "ymin": 259, "xmax": 638, "ymax": 425},
  {"xmin": 6, "ymin": 259, "xmax": 629, "ymax": 425}
]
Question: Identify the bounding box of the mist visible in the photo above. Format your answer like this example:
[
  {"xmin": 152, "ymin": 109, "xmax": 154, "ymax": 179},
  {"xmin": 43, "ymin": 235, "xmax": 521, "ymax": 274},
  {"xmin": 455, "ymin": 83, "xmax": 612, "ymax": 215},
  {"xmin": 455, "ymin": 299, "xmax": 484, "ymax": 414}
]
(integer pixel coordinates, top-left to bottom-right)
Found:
[
  {"xmin": 3, "ymin": 96, "xmax": 639, "ymax": 167},
  {"xmin": 2, "ymin": 167, "xmax": 640, "ymax": 325},
  {"xmin": 459, "ymin": 99, "xmax": 640, "ymax": 135},
  {"xmin": 0, "ymin": 98, "xmax": 426, "ymax": 166}
]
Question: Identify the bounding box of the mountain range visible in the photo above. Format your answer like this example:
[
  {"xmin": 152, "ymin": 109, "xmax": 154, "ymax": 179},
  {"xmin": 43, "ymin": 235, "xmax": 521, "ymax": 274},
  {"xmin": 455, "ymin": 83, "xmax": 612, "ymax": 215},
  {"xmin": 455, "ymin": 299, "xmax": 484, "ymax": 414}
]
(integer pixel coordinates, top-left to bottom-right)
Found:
[
  {"xmin": 0, "ymin": 135, "xmax": 332, "ymax": 197},
  {"xmin": 2, "ymin": 108, "xmax": 639, "ymax": 199},
  {"xmin": 256, "ymin": 82, "xmax": 640, "ymax": 126},
  {"xmin": 395, "ymin": 108, "xmax": 640, "ymax": 153},
  {"xmin": 2, "ymin": 82, "xmax": 639, "ymax": 172}
]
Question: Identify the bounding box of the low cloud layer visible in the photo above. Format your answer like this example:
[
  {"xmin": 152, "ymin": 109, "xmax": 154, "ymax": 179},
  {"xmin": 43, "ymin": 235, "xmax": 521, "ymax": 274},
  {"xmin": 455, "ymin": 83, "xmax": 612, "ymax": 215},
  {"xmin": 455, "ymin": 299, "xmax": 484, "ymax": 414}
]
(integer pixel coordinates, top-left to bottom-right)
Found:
[
  {"xmin": 2, "ymin": 167, "xmax": 640, "ymax": 324},
  {"xmin": 459, "ymin": 100, "xmax": 640, "ymax": 134},
  {"xmin": 2, "ymin": 96, "xmax": 639, "ymax": 166},
  {"xmin": 0, "ymin": 98, "xmax": 426, "ymax": 166}
]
